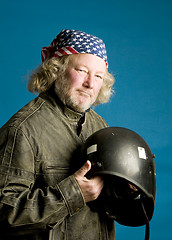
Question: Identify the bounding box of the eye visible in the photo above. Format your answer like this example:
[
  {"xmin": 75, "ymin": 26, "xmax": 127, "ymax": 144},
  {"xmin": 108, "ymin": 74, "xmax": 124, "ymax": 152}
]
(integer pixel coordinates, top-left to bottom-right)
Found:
[
  {"xmin": 95, "ymin": 74, "xmax": 103, "ymax": 80},
  {"xmin": 76, "ymin": 68, "xmax": 87, "ymax": 73}
]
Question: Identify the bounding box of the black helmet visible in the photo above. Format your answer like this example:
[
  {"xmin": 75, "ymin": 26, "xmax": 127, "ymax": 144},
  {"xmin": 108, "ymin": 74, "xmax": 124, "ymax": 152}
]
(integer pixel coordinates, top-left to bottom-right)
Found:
[{"xmin": 80, "ymin": 127, "xmax": 156, "ymax": 229}]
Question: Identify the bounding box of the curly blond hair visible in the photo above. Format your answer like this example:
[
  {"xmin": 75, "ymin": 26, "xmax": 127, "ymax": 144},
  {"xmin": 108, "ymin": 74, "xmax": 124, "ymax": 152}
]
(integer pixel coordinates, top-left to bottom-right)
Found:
[{"xmin": 27, "ymin": 55, "xmax": 115, "ymax": 105}]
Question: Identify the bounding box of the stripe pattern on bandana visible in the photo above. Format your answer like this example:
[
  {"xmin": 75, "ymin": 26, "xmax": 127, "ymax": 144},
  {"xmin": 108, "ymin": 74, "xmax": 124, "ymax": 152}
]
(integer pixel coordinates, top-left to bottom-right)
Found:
[{"xmin": 41, "ymin": 29, "xmax": 108, "ymax": 66}]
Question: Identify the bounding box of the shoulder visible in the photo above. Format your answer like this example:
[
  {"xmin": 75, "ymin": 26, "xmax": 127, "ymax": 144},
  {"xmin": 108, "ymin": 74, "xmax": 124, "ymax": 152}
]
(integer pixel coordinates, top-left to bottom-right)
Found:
[
  {"xmin": 86, "ymin": 109, "xmax": 108, "ymax": 128},
  {"xmin": 1, "ymin": 97, "xmax": 45, "ymax": 130}
]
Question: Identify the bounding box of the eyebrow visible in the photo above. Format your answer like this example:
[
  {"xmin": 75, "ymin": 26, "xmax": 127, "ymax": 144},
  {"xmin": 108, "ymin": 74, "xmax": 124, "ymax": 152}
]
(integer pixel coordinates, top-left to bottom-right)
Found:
[{"xmin": 78, "ymin": 64, "xmax": 106, "ymax": 73}]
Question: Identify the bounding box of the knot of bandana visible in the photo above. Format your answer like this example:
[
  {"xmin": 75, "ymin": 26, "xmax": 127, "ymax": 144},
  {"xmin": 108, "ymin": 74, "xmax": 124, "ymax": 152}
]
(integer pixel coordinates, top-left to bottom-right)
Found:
[{"xmin": 41, "ymin": 29, "xmax": 108, "ymax": 66}]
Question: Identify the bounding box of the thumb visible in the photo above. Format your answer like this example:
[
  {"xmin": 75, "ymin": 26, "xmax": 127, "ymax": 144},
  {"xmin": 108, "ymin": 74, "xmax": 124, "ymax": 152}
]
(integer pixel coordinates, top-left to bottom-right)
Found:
[{"xmin": 75, "ymin": 160, "xmax": 91, "ymax": 178}]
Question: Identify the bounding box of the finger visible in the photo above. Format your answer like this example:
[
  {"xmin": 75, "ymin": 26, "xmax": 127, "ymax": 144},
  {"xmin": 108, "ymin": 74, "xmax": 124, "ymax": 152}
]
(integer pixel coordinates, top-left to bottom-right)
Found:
[{"xmin": 75, "ymin": 160, "xmax": 91, "ymax": 178}]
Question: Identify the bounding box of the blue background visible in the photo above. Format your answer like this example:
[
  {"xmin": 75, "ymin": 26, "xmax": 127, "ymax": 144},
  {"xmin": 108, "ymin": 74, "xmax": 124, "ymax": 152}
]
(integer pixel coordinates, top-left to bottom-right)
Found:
[{"xmin": 0, "ymin": 0, "xmax": 171, "ymax": 239}]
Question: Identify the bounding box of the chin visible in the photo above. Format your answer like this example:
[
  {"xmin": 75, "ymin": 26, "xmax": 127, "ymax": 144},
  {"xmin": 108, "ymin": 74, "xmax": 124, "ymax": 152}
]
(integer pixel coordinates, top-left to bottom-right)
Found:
[
  {"xmin": 70, "ymin": 100, "xmax": 92, "ymax": 112},
  {"xmin": 65, "ymin": 93, "xmax": 89, "ymax": 111},
  {"xmin": 72, "ymin": 104, "xmax": 90, "ymax": 113}
]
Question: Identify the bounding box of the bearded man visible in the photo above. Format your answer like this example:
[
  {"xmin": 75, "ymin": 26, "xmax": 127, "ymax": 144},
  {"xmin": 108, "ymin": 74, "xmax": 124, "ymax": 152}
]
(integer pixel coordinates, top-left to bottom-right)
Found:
[{"xmin": 0, "ymin": 29, "xmax": 115, "ymax": 239}]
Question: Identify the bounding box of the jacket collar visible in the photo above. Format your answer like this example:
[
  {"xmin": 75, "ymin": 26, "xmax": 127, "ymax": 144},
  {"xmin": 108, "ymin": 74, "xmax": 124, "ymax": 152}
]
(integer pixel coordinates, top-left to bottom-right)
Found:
[{"xmin": 39, "ymin": 85, "xmax": 89, "ymax": 121}]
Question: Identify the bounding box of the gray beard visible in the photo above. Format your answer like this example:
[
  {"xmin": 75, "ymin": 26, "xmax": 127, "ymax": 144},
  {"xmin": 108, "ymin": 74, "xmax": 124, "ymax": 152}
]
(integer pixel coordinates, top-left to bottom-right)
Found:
[{"xmin": 54, "ymin": 78, "xmax": 92, "ymax": 113}]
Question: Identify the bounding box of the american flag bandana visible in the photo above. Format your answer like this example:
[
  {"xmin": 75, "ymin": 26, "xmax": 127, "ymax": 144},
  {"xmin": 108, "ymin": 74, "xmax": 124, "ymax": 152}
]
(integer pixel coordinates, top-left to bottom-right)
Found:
[{"xmin": 41, "ymin": 29, "xmax": 108, "ymax": 66}]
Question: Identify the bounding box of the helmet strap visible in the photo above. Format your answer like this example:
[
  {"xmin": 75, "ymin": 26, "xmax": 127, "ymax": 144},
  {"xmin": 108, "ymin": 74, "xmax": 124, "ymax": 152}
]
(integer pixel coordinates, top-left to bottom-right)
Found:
[{"xmin": 141, "ymin": 198, "xmax": 150, "ymax": 240}]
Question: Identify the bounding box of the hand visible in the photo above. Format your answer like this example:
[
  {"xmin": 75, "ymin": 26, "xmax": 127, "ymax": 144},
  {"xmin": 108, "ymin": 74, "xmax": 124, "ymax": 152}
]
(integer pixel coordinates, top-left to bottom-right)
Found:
[{"xmin": 74, "ymin": 160, "xmax": 104, "ymax": 203}]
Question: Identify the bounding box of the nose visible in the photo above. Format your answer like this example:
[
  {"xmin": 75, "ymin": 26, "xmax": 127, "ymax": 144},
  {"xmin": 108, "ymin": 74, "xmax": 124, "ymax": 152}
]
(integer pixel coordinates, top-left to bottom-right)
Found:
[{"xmin": 83, "ymin": 74, "xmax": 94, "ymax": 89}]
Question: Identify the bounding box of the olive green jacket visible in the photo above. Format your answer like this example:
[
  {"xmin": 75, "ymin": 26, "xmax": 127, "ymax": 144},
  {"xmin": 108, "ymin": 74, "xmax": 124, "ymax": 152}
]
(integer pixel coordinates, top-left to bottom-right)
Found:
[{"xmin": 0, "ymin": 89, "xmax": 115, "ymax": 239}]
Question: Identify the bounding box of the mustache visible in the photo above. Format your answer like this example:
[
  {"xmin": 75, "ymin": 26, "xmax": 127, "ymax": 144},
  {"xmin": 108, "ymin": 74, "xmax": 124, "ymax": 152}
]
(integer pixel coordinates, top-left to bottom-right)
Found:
[{"xmin": 77, "ymin": 89, "xmax": 93, "ymax": 97}]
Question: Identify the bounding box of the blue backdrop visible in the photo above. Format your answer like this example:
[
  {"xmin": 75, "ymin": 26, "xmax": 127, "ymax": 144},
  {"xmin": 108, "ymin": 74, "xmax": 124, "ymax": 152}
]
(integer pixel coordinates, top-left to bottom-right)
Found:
[{"xmin": 0, "ymin": 0, "xmax": 171, "ymax": 239}]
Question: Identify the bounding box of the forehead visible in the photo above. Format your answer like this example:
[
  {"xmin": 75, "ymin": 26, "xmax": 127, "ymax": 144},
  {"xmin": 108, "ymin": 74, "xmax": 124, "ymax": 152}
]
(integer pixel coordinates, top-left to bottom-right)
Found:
[{"xmin": 68, "ymin": 53, "xmax": 106, "ymax": 72}]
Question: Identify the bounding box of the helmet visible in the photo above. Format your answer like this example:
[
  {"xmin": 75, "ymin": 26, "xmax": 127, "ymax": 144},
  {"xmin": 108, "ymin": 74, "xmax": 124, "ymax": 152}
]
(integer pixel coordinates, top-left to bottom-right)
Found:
[{"xmin": 80, "ymin": 127, "xmax": 156, "ymax": 227}]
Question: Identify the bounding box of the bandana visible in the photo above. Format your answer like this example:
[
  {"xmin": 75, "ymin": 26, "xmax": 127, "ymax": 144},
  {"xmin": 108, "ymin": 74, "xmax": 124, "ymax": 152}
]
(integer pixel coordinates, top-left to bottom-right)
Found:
[{"xmin": 41, "ymin": 29, "xmax": 108, "ymax": 66}]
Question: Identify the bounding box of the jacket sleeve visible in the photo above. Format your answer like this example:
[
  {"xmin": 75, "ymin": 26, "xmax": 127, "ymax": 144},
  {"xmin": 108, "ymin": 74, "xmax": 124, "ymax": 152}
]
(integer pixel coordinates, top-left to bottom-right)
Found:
[{"xmin": 0, "ymin": 126, "xmax": 85, "ymax": 235}]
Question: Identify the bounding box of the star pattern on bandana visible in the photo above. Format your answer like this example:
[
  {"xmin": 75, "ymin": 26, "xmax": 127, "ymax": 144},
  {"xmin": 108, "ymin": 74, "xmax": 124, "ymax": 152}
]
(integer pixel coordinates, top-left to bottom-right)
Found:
[{"xmin": 41, "ymin": 29, "xmax": 108, "ymax": 65}]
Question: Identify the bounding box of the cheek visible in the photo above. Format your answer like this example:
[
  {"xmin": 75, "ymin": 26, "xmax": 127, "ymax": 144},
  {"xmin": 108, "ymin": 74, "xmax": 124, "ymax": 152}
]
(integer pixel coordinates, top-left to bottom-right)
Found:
[
  {"xmin": 66, "ymin": 70, "xmax": 81, "ymax": 88},
  {"xmin": 94, "ymin": 81, "xmax": 103, "ymax": 95}
]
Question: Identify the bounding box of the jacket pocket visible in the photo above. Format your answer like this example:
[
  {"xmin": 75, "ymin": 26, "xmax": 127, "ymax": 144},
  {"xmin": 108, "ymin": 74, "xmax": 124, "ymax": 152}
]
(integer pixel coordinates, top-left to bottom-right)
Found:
[{"xmin": 37, "ymin": 162, "xmax": 70, "ymax": 186}]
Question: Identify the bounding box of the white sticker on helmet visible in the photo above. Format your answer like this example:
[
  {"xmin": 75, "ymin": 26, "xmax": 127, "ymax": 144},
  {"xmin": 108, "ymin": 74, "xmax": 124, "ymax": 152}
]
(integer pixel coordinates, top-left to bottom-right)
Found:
[
  {"xmin": 87, "ymin": 144, "xmax": 97, "ymax": 155},
  {"xmin": 138, "ymin": 147, "xmax": 146, "ymax": 160}
]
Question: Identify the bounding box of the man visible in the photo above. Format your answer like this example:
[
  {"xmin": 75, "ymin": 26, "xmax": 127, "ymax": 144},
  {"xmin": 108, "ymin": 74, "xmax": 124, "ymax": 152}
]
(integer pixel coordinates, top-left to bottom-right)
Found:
[{"xmin": 0, "ymin": 29, "xmax": 115, "ymax": 239}]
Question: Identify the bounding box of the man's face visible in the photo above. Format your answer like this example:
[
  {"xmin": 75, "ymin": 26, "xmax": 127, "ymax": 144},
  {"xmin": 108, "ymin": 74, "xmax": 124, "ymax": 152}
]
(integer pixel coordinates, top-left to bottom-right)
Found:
[{"xmin": 55, "ymin": 53, "xmax": 106, "ymax": 112}]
